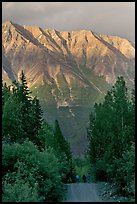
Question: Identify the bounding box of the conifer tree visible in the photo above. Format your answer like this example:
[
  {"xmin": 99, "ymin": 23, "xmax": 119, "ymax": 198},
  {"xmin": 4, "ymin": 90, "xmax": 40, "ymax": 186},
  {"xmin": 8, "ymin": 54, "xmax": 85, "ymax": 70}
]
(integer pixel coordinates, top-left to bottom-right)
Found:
[
  {"xmin": 54, "ymin": 120, "xmax": 74, "ymax": 182},
  {"xmin": 29, "ymin": 97, "xmax": 43, "ymax": 144},
  {"xmin": 54, "ymin": 120, "xmax": 71, "ymax": 159},
  {"xmin": 2, "ymin": 71, "xmax": 43, "ymax": 143},
  {"xmin": 2, "ymin": 82, "xmax": 11, "ymax": 107},
  {"xmin": 16, "ymin": 71, "xmax": 33, "ymax": 139},
  {"xmin": 2, "ymin": 92, "xmax": 23, "ymax": 142},
  {"xmin": 87, "ymin": 76, "xmax": 135, "ymax": 188},
  {"xmin": 87, "ymin": 111, "xmax": 96, "ymax": 164}
]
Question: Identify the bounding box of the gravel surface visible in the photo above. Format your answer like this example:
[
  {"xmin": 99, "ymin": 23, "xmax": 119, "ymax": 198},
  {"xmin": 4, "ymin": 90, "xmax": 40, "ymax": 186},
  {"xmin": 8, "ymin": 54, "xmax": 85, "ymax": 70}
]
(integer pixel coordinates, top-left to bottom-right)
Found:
[
  {"xmin": 63, "ymin": 182, "xmax": 133, "ymax": 202},
  {"xmin": 64, "ymin": 183, "xmax": 104, "ymax": 202}
]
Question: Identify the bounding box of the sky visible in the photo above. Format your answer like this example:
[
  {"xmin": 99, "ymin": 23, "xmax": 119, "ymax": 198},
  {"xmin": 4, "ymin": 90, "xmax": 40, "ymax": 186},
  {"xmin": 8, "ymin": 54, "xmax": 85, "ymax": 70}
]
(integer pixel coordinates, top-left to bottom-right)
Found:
[{"xmin": 2, "ymin": 2, "xmax": 135, "ymax": 42}]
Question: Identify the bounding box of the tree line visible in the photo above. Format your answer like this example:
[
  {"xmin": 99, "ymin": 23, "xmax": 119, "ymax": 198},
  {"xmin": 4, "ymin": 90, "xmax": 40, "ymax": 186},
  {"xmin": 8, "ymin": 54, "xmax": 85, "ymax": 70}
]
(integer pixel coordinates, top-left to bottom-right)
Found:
[
  {"xmin": 87, "ymin": 76, "xmax": 135, "ymax": 198},
  {"xmin": 2, "ymin": 71, "xmax": 135, "ymax": 201},
  {"xmin": 2, "ymin": 71, "xmax": 75, "ymax": 202}
]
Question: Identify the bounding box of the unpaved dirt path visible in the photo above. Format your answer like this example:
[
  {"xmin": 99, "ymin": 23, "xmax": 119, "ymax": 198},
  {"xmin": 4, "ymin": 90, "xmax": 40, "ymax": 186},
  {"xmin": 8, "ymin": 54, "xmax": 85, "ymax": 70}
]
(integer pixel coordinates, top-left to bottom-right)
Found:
[{"xmin": 64, "ymin": 183, "xmax": 104, "ymax": 202}]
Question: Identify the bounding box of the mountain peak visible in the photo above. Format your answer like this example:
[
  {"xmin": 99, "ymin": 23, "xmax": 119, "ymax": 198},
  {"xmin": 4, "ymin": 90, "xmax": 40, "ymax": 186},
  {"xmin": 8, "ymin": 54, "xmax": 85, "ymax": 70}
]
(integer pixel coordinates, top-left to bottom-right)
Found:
[
  {"xmin": 2, "ymin": 21, "xmax": 135, "ymax": 155},
  {"xmin": 2, "ymin": 21, "xmax": 135, "ymax": 83},
  {"xmin": 3, "ymin": 20, "xmax": 13, "ymax": 25},
  {"xmin": 2, "ymin": 20, "xmax": 15, "ymax": 28}
]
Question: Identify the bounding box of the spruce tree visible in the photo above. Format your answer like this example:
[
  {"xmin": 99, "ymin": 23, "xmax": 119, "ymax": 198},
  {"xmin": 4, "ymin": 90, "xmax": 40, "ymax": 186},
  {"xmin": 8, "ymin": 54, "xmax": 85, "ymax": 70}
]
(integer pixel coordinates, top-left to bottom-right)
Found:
[
  {"xmin": 29, "ymin": 97, "xmax": 43, "ymax": 144},
  {"xmin": 17, "ymin": 71, "xmax": 33, "ymax": 139},
  {"xmin": 2, "ymin": 93, "xmax": 23, "ymax": 143},
  {"xmin": 2, "ymin": 82, "xmax": 11, "ymax": 107},
  {"xmin": 87, "ymin": 111, "xmax": 96, "ymax": 164},
  {"xmin": 54, "ymin": 120, "xmax": 74, "ymax": 182},
  {"xmin": 2, "ymin": 71, "xmax": 43, "ymax": 144},
  {"xmin": 87, "ymin": 76, "xmax": 135, "ymax": 186},
  {"xmin": 54, "ymin": 120, "xmax": 71, "ymax": 159}
]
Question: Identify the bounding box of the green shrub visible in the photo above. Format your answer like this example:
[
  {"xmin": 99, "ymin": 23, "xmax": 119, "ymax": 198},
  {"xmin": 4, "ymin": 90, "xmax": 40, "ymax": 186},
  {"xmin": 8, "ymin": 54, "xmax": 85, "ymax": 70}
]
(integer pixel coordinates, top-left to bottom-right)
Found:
[
  {"xmin": 2, "ymin": 140, "xmax": 65, "ymax": 202},
  {"xmin": 2, "ymin": 162, "xmax": 41, "ymax": 202},
  {"xmin": 107, "ymin": 142, "xmax": 135, "ymax": 196}
]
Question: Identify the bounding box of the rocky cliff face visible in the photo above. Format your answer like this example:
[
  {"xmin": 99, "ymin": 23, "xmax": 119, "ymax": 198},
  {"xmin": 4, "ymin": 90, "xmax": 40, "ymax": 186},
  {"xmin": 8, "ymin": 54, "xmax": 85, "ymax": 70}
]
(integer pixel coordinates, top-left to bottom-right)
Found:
[{"xmin": 2, "ymin": 21, "xmax": 135, "ymax": 155}]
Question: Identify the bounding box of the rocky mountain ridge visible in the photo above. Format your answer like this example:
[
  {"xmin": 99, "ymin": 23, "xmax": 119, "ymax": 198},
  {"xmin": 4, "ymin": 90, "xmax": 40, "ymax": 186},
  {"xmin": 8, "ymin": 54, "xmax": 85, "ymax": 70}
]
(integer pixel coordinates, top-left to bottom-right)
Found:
[{"xmin": 2, "ymin": 21, "xmax": 135, "ymax": 155}]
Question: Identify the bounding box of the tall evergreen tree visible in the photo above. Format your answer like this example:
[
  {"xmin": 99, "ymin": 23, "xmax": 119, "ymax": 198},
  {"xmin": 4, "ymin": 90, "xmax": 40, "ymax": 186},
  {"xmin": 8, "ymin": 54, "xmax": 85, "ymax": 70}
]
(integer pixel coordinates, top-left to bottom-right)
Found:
[
  {"xmin": 87, "ymin": 111, "xmax": 96, "ymax": 164},
  {"xmin": 2, "ymin": 92, "xmax": 23, "ymax": 142},
  {"xmin": 54, "ymin": 120, "xmax": 74, "ymax": 182},
  {"xmin": 17, "ymin": 71, "xmax": 32, "ymax": 138},
  {"xmin": 87, "ymin": 76, "xmax": 135, "ymax": 190},
  {"xmin": 29, "ymin": 97, "xmax": 43, "ymax": 144},
  {"xmin": 2, "ymin": 71, "xmax": 43, "ymax": 143},
  {"xmin": 54, "ymin": 120, "xmax": 71, "ymax": 159},
  {"xmin": 2, "ymin": 82, "xmax": 11, "ymax": 107}
]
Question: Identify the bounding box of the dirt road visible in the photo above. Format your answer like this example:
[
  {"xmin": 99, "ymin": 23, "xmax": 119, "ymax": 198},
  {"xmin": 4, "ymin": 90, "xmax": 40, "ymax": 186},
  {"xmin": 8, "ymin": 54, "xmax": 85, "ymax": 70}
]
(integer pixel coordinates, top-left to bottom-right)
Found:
[{"xmin": 64, "ymin": 183, "xmax": 104, "ymax": 202}]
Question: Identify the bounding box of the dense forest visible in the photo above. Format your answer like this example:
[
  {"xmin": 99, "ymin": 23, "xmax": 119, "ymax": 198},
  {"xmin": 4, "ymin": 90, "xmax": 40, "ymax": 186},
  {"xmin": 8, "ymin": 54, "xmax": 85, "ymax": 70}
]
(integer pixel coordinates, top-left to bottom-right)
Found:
[
  {"xmin": 2, "ymin": 72, "xmax": 135, "ymax": 202},
  {"xmin": 87, "ymin": 76, "xmax": 135, "ymax": 199},
  {"xmin": 2, "ymin": 71, "xmax": 75, "ymax": 202}
]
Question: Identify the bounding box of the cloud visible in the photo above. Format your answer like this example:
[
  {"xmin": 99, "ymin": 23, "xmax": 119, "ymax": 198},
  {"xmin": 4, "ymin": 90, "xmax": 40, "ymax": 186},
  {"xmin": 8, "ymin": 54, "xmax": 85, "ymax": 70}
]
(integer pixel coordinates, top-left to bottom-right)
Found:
[{"xmin": 2, "ymin": 2, "xmax": 135, "ymax": 42}]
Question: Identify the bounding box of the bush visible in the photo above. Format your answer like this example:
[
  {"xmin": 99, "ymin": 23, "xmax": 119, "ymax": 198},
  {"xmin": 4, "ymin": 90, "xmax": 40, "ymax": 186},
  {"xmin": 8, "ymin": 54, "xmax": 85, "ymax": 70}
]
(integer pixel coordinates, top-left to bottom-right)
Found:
[
  {"xmin": 2, "ymin": 163, "xmax": 41, "ymax": 202},
  {"xmin": 2, "ymin": 140, "xmax": 65, "ymax": 202},
  {"xmin": 107, "ymin": 142, "xmax": 135, "ymax": 196}
]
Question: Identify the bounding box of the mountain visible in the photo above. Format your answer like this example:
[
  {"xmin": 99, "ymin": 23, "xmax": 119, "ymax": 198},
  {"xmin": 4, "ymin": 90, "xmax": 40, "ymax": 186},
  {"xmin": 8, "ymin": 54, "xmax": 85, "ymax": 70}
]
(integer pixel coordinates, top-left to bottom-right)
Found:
[{"xmin": 2, "ymin": 21, "xmax": 135, "ymax": 155}]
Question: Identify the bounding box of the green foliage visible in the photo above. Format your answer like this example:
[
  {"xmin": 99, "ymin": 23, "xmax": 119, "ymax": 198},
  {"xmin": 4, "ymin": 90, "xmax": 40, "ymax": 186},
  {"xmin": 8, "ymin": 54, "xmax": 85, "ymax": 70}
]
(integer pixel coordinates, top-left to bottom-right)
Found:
[
  {"xmin": 36, "ymin": 121, "xmax": 54, "ymax": 150},
  {"xmin": 2, "ymin": 71, "xmax": 43, "ymax": 143},
  {"xmin": 54, "ymin": 120, "xmax": 75, "ymax": 182},
  {"xmin": 2, "ymin": 81, "xmax": 11, "ymax": 107},
  {"xmin": 37, "ymin": 120, "xmax": 76, "ymax": 183},
  {"xmin": 74, "ymin": 156, "xmax": 91, "ymax": 182},
  {"xmin": 2, "ymin": 71, "xmax": 74, "ymax": 202},
  {"xmin": 87, "ymin": 76, "xmax": 135, "ymax": 196},
  {"xmin": 17, "ymin": 72, "xmax": 42, "ymax": 140},
  {"xmin": 2, "ymin": 161, "xmax": 40, "ymax": 202},
  {"xmin": 107, "ymin": 142, "xmax": 135, "ymax": 196},
  {"xmin": 54, "ymin": 120, "xmax": 71, "ymax": 159},
  {"xmin": 2, "ymin": 140, "xmax": 65, "ymax": 202},
  {"xmin": 2, "ymin": 94, "xmax": 23, "ymax": 142}
]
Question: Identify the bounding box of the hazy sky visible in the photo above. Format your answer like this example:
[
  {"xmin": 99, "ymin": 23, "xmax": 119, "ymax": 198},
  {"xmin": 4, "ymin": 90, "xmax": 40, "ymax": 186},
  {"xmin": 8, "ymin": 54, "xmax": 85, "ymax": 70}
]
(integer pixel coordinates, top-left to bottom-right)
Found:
[{"xmin": 2, "ymin": 2, "xmax": 135, "ymax": 42}]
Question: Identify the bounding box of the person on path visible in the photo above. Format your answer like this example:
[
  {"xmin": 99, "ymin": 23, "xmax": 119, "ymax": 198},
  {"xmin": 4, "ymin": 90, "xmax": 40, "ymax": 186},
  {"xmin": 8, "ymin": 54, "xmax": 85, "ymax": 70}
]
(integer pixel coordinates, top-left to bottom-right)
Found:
[
  {"xmin": 76, "ymin": 175, "xmax": 80, "ymax": 183},
  {"xmin": 82, "ymin": 174, "xmax": 86, "ymax": 183}
]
